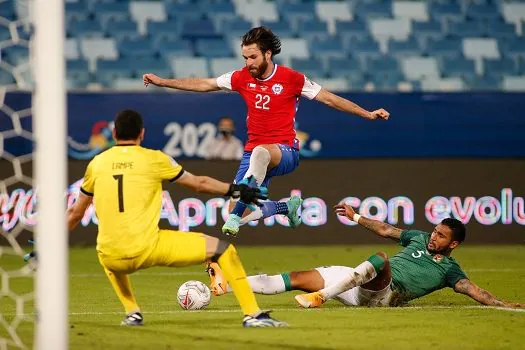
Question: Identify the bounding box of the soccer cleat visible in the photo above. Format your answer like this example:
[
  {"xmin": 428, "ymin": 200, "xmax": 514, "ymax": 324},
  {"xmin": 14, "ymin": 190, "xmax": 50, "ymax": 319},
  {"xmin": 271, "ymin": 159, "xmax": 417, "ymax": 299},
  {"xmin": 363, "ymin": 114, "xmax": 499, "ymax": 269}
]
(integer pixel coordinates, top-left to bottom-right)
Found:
[
  {"xmin": 286, "ymin": 196, "xmax": 303, "ymax": 228},
  {"xmin": 120, "ymin": 312, "xmax": 144, "ymax": 326},
  {"xmin": 294, "ymin": 292, "xmax": 325, "ymax": 308},
  {"xmin": 242, "ymin": 311, "xmax": 288, "ymax": 328},
  {"xmin": 222, "ymin": 214, "xmax": 241, "ymax": 237},
  {"xmin": 205, "ymin": 262, "xmax": 228, "ymax": 296}
]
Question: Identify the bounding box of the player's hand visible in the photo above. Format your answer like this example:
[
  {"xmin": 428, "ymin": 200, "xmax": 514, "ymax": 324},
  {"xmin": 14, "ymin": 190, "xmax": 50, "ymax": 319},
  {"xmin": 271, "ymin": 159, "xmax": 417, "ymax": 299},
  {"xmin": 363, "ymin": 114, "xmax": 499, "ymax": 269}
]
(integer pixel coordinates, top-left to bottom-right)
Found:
[
  {"xmin": 143, "ymin": 73, "xmax": 163, "ymax": 87},
  {"xmin": 226, "ymin": 183, "xmax": 268, "ymax": 207},
  {"xmin": 368, "ymin": 108, "xmax": 390, "ymax": 121},
  {"xmin": 334, "ymin": 203, "xmax": 357, "ymax": 220}
]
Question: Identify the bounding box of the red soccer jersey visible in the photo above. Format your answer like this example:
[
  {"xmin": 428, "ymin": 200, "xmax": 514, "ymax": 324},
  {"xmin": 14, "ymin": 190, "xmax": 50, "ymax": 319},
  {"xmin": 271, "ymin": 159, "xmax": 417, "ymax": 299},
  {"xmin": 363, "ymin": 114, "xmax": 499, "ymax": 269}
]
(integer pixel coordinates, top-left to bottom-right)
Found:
[{"xmin": 217, "ymin": 64, "xmax": 321, "ymax": 151}]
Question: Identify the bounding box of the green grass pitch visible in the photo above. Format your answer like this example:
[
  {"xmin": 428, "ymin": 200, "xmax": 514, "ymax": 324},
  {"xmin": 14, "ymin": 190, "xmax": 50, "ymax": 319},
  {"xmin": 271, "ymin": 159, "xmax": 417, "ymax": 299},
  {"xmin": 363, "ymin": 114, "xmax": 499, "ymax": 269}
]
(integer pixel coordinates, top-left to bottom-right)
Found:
[{"xmin": 1, "ymin": 245, "xmax": 524, "ymax": 349}]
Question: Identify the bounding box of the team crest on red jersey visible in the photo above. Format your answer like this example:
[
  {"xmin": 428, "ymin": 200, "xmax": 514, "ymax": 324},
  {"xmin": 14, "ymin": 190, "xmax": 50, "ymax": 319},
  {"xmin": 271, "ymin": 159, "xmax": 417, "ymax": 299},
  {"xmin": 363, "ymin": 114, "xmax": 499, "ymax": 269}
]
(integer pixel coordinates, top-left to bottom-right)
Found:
[{"xmin": 272, "ymin": 83, "xmax": 283, "ymax": 94}]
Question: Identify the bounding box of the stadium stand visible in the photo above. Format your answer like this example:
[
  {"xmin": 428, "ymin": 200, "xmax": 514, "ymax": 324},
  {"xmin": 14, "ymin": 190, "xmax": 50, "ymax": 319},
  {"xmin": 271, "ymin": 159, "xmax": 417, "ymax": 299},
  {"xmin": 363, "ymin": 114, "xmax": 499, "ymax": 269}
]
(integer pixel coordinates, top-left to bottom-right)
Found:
[{"xmin": 1, "ymin": 0, "xmax": 524, "ymax": 91}]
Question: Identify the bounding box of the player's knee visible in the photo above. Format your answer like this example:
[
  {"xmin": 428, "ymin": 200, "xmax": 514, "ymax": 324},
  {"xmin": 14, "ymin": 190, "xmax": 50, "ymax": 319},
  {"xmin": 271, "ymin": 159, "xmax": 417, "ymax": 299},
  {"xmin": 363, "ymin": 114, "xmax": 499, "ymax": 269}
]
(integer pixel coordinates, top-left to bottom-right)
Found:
[
  {"xmin": 210, "ymin": 240, "xmax": 232, "ymax": 262},
  {"xmin": 375, "ymin": 251, "xmax": 389, "ymax": 260},
  {"xmin": 251, "ymin": 146, "xmax": 271, "ymax": 164},
  {"xmin": 368, "ymin": 252, "xmax": 388, "ymax": 273}
]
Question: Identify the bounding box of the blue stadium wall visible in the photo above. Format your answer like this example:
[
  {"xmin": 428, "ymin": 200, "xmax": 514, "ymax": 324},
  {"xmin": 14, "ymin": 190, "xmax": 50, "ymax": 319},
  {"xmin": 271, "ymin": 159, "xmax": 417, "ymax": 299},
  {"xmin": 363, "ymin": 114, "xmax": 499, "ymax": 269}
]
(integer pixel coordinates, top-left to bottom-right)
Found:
[{"xmin": 1, "ymin": 92, "xmax": 524, "ymax": 245}]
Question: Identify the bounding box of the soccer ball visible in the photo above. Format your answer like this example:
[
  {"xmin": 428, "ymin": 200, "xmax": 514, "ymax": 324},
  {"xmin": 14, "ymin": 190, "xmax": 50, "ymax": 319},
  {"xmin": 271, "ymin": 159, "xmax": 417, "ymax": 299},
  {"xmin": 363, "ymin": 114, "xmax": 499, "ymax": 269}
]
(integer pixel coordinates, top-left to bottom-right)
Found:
[{"xmin": 177, "ymin": 280, "xmax": 211, "ymax": 310}]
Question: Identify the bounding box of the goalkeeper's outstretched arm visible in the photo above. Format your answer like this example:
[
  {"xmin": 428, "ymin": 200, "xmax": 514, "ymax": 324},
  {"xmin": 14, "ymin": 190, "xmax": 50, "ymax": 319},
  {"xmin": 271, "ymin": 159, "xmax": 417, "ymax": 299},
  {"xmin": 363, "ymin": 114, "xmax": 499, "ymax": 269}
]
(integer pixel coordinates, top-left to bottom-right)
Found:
[{"xmin": 67, "ymin": 192, "xmax": 92, "ymax": 231}]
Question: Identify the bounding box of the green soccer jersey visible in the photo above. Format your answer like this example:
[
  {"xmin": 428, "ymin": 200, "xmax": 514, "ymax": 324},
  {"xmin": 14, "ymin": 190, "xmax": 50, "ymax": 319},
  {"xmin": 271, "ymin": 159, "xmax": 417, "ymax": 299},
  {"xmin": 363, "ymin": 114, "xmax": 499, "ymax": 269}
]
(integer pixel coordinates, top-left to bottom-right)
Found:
[{"xmin": 390, "ymin": 230, "xmax": 467, "ymax": 302}]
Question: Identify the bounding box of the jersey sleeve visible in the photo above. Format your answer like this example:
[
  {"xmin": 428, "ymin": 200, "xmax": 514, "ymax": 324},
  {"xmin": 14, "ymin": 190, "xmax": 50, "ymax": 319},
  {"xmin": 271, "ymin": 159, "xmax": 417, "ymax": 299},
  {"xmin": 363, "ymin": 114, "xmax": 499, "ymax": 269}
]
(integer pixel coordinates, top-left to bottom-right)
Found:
[
  {"xmin": 216, "ymin": 70, "xmax": 239, "ymax": 92},
  {"xmin": 156, "ymin": 152, "xmax": 184, "ymax": 182},
  {"xmin": 445, "ymin": 263, "xmax": 468, "ymax": 287},
  {"xmin": 399, "ymin": 229, "xmax": 427, "ymax": 247},
  {"xmin": 80, "ymin": 159, "xmax": 95, "ymax": 196},
  {"xmin": 300, "ymin": 75, "xmax": 322, "ymax": 100}
]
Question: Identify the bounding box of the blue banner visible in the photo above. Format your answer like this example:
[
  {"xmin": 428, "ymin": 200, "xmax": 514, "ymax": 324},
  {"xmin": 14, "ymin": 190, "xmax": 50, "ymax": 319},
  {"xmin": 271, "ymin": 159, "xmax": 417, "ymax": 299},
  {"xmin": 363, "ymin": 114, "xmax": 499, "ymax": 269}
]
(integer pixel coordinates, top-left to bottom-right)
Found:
[{"xmin": 2, "ymin": 91, "xmax": 524, "ymax": 159}]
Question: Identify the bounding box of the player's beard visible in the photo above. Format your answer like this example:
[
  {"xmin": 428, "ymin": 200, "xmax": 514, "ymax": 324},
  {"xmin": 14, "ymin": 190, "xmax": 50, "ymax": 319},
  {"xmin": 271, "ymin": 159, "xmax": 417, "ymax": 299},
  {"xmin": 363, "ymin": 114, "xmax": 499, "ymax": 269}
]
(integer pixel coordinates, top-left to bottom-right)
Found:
[{"xmin": 249, "ymin": 58, "xmax": 269, "ymax": 79}]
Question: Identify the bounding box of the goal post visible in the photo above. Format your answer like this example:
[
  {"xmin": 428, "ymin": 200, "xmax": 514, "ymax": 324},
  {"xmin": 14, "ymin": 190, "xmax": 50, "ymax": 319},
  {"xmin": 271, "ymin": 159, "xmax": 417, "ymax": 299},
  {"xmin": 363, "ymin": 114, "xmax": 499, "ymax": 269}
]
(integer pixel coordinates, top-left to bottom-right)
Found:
[{"xmin": 33, "ymin": 0, "xmax": 67, "ymax": 349}]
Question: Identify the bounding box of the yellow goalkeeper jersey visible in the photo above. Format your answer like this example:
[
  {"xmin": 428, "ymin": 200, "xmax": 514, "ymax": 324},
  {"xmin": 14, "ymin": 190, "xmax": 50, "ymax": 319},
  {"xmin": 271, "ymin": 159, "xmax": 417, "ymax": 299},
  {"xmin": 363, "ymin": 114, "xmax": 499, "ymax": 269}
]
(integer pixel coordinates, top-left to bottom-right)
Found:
[{"xmin": 80, "ymin": 145, "xmax": 184, "ymax": 258}]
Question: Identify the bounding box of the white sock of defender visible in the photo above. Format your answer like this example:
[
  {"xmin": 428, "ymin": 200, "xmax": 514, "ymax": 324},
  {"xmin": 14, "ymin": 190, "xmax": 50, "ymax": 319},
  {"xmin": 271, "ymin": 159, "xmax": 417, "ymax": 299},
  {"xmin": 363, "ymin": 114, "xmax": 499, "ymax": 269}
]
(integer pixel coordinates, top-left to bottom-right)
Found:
[
  {"xmin": 244, "ymin": 146, "xmax": 271, "ymax": 186},
  {"xmin": 226, "ymin": 274, "xmax": 287, "ymax": 294},
  {"xmin": 319, "ymin": 261, "xmax": 378, "ymax": 300}
]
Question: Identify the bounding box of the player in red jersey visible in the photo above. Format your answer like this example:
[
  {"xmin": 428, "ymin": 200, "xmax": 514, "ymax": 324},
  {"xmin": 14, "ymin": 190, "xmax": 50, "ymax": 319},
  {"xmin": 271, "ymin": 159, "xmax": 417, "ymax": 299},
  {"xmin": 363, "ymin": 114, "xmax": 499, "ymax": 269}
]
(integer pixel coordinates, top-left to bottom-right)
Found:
[{"xmin": 143, "ymin": 27, "xmax": 390, "ymax": 237}]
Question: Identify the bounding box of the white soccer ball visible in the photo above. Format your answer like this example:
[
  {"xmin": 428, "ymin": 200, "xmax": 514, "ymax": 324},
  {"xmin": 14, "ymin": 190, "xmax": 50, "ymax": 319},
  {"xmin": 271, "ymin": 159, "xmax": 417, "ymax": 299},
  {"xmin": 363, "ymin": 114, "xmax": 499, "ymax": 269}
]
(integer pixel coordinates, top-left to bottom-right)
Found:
[{"xmin": 177, "ymin": 280, "xmax": 211, "ymax": 310}]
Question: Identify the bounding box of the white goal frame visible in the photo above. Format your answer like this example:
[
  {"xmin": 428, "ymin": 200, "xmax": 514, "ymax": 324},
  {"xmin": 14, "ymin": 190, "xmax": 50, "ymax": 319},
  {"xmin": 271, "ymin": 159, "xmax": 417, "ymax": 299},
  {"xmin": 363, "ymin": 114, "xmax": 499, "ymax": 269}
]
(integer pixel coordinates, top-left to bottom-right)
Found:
[{"xmin": 33, "ymin": 0, "xmax": 67, "ymax": 349}]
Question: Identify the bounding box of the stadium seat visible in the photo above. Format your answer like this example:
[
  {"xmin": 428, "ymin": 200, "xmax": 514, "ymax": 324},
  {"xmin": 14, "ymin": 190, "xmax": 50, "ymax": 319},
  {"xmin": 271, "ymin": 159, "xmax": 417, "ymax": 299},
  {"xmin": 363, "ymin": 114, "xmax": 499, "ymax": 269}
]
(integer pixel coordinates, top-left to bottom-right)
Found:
[
  {"xmin": 366, "ymin": 56, "xmax": 400, "ymax": 74},
  {"xmin": 327, "ymin": 56, "xmax": 363, "ymax": 81},
  {"xmin": 147, "ymin": 20, "xmax": 181, "ymax": 42},
  {"xmin": 346, "ymin": 36, "xmax": 381, "ymax": 60},
  {"xmin": 370, "ymin": 70, "xmax": 405, "ymax": 91},
  {"xmin": 308, "ymin": 36, "xmax": 346, "ymax": 66},
  {"xmin": 354, "ymin": 2, "xmax": 393, "ymax": 21},
  {"xmin": 209, "ymin": 57, "xmax": 244, "ymax": 77},
  {"xmin": 80, "ymin": 38, "xmax": 119, "ymax": 72},
  {"xmin": 68, "ymin": 19, "xmax": 105, "ymax": 38},
  {"xmin": 200, "ymin": 1, "xmax": 236, "ymax": 30},
  {"xmin": 165, "ymin": 2, "xmax": 202, "ymax": 21},
  {"xmin": 171, "ymin": 57, "xmax": 210, "ymax": 78},
  {"xmin": 155, "ymin": 38, "xmax": 193, "ymax": 60},
  {"xmin": 278, "ymin": 1, "xmax": 316, "ymax": 30},
  {"xmin": 463, "ymin": 38, "xmax": 500, "ymax": 74},
  {"xmin": 447, "ymin": 20, "xmax": 483, "ymax": 38},
  {"xmin": 181, "ymin": 18, "xmax": 220, "ymax": 39},
  {"xmin": 503, "ymin": 75, "xmax": 525, "ymax": 91},
  {"xmin": 486, "ymin": 21, "xmax": 518, "ymax": 40},
  {"xmin": 93, "ymin": 2, "xmax": 130, "ymax": 29},
  {"xmin": 129, "ymin": 1, "xmax": 167, "ymax": 36},
  {"xmin": 440, "ymin": 57, "xmax": 476, "ymax": 79},
  {"xmin": 96, "ymin": 58, "xmax": 134, "ymax": 87},
  {"xmin": 393, "ymin": 1, "xmax": 428, "ymax": 22},
  {"xmin": 260, "ymin": 20, "xmax": 294, "ymax": 38},
  {"xmin": 234, "ymin": 0, "xmax": 278, "ymax": 27},
  {"xmin": 65, "ymin": 38, "xmax": 80, "ymax": 60},
  {"xmin": 195, "ymin": 38, "xmax": 233, "ymax": 58},
  {"xmin": 465, "ymin": 4, "xmax": 501, "ymax": 22},
  {"xmin": 66, "ymin": 59, "xmax": 90, "ymax": 89},
  {"xmin": 401, "ymin": 57, "xmax": 440, "ymax": 80},
  {"xmin": 221, "ymin": 17, "xmax": 254, "ymax": 39},
  {"xmin": 65, "ymin": 1, "xmax": 89, "ymax": 22},
  {"xmin": 501, "ymin": 3, "xmax": 525, "ymax": 33},
  {"xmin": 313, "ymin": 77, "xmax": 349, "ymax": 92},
  {"xmin": 296, "ymin": 18, "xmax": 329, "ymax": 41},
  {"xmin": 421, "ymin": 77, "xmax": 465, "ymax": 92},
  {"xmin": 483, "ymin": 58, "xmax": 518, "ymax": 79},
  {"xmin": 290, "ymin": 57, "xmax": 327, "ymax": 79},
  {"xmin": 0, "ymin": 2, "xmax": 16, "ymax": 21},
  {"xmin": 275, "ymin": 38, "xmax": 309, "ymax": 66},
  {"xmin": 132, "ymin": 57, "xmax": 171, "ymax": 78},
  {"xmin": 118, "ymin": 38, "xmax": 154, "ymax": 59},
  {"xmin": 369, "ymin": 18, "xmax": 412, "ymax": 50},
  {"xmin": 315, "ymin": 1, "xmax": 353, "ymax": 35},
  {"xmin": 106, "ymin": 19, "xmax": 140, "ymax": 42},
  {"xmin": 335, "ymin": 20, "xmax": 369, "ymax": 43},
  {"xmin": 429, "ymin": 3, "xmax": 463, "ymax": 23},
  {"xmin": 412, "ymin": 20, "xmax": 444, "ymax": 46},
  {"xmin": 500, "ymin": 38, "xmax": 525, "ymax": 60},
  {"xmin": 387, "ymin": 36, "xmax": 421, "ymax": 58},
  {"xmin": 463, "ymin": 74, "xmax": 502, "ymax": 91},
  {"xmin": 425, "ymin": 37, "xmax": 463, "ymax": 60},
  {"xmin": 0, "ymin": 26, "xmax": 10, "ymax": 42}
]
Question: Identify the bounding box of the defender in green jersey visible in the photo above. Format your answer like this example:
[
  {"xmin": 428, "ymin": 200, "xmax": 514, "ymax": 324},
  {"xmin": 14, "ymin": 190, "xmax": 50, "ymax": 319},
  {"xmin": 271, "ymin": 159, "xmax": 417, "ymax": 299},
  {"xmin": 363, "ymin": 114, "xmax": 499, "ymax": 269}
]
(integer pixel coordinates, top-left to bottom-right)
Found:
[{"xmin": 207, "ymin": 203, "xmax": 523, "ymax": 309}]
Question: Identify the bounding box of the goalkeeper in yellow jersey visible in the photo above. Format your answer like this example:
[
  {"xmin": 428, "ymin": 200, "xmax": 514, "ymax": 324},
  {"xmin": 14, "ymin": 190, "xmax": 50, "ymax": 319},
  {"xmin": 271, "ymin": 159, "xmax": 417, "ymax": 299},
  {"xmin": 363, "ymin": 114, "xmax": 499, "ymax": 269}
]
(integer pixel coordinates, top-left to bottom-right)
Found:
[{"xmin": 67, "ymin": 109, "xmax": 286, "ymax": 327}]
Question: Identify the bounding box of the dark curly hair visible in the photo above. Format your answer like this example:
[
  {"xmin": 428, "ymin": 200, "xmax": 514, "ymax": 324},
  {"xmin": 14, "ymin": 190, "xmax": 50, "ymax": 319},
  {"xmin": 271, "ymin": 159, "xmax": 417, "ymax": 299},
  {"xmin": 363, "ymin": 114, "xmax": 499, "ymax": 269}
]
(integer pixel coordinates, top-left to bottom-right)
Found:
[{"xmin": 241, "ymin": 26, "xmax": 281, "ymax": 57}]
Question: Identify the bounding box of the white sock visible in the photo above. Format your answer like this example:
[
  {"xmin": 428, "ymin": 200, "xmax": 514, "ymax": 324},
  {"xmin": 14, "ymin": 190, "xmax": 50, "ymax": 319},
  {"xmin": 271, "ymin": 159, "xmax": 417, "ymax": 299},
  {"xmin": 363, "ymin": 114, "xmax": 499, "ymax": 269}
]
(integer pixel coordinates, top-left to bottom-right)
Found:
[
  {"xmin": 226, "ymin": 274, "xmax": 286, "ymax": 294},
  {"xmin": 244, "ymin": 146, "xmax": 270, "ymax": 186},
  {"xmin": 239, "ymin": 206, "xmax": 264, "ymax": 225},
  {"xmin": 319, "ymin": 261, "xmax": 377, "ymax": 300}
]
